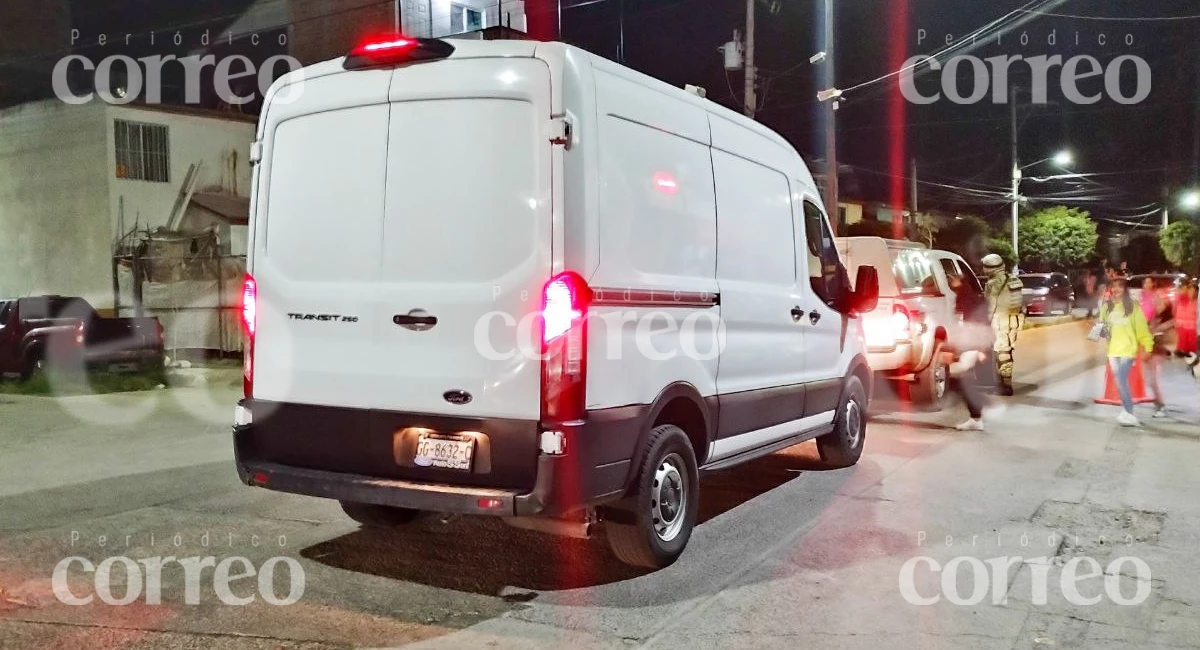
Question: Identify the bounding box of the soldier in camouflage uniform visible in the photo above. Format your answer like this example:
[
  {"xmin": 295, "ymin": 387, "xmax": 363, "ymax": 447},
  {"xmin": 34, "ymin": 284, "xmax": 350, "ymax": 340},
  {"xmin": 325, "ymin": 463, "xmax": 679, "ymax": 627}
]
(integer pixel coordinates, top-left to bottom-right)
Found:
[{"xmin": 982, "ymin": 254, "xmax": 1024, "ymax": 396}]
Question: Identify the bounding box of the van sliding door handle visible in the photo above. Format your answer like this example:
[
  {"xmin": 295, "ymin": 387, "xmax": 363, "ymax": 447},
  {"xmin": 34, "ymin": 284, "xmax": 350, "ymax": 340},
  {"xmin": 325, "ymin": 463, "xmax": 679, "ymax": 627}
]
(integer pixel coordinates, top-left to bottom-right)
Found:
[
  {"xmin": 791, "ymin": 307, "xmax": 806, "ymax": 323},
  {"xmin": 393, "ymin": 310, "xmax": 438, "ymax": 331}
]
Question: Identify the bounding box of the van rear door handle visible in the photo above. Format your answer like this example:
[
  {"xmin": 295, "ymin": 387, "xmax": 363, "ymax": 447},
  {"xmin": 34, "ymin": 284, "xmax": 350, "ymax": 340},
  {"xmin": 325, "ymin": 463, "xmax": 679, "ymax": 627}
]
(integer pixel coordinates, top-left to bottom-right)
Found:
[
  {"xmin": 393, "ymin": 310, "xmax": 438, "ymax": 331},
  {"xmin": 791, "ymin": 307, "xmax": 806, "ymax": 323}
]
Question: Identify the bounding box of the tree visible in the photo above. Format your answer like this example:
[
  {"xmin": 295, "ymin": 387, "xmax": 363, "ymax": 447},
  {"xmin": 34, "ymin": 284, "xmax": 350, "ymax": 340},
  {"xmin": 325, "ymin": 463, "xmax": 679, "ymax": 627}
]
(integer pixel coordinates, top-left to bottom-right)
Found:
[
  {"xmin": 935, "ymin": 215, "xmax": 990, "ymax": 263},
  {"xmin": 1018, "ymin": 206, "xmax": 1099, "ymax": 270},
  {"xmin": 914, "ymin": 213, "xmax": 940, "ymax": 248},
  {"xmin": 1122, "ymin": 232, "xmax": 1169, "ymax": 273},
  {"xmin": 986, "ymin": 237, "xmax": 1016, "ymax": 270},
  {"xmin": 1159, "ymin": 220, "xmax": 1200, "ymax": 273}
]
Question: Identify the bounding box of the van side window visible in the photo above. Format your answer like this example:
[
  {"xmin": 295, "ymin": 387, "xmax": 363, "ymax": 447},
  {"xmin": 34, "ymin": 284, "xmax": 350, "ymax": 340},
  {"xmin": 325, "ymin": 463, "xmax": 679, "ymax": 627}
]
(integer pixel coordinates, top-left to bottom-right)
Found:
[{"xmin": 802, "ymin": 201, "xmax": 844, "ymax": 305}]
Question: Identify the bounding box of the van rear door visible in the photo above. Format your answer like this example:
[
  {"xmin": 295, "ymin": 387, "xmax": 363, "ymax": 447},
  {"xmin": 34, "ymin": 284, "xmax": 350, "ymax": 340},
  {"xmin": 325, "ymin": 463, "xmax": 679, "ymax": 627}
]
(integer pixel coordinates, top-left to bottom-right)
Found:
[{"xmin": 252, "ymin": 58, "xmax": 553, "ymax": 420}]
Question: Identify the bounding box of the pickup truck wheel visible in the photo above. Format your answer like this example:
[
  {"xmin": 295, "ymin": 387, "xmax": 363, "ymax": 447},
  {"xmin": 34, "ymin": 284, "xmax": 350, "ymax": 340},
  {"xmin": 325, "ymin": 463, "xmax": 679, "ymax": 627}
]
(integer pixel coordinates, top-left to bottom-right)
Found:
[
  {"xmin": 606, "ymin": 424, "xmax": 699, "ymax": 569},
  {"xmin": 18, "ymin": 352, "xmax": 43, "ymax": 383},
  {"xmin": 910, "ymin": 343, "xmax": 947, "ymax": 407},
  {"xmin": 817, "ymin": 375, "xmax": 868, "ymax": 468},
  {"xmin": 339, "ymin": 501, "xmax": 420, "ymax": 528}
]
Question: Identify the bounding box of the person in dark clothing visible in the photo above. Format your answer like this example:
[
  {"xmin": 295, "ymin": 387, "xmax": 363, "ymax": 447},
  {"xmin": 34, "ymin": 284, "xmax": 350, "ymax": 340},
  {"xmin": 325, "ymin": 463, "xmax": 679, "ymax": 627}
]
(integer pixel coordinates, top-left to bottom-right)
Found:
[{"xmin": 947, "ymin": 274, "xmax": 995, "ymax": 431}]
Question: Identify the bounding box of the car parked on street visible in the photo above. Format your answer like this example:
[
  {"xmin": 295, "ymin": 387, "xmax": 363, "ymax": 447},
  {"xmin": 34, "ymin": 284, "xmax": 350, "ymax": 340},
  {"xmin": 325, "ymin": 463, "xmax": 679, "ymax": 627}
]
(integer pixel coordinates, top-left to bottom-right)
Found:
[
  {"xmin": 837, "ymin": 237, "xmax": 981, "ymax": 408},
  {"xmin": 1019, "ymin": 273, "xmax": 1075, "ymax": 316},
  {"xmin": 0, "ymin": 296, "xmax": 164, "ymax": 380},
  {"xmin": 233, "ymin": 37, "xmax": 880, "ymax": 569}
]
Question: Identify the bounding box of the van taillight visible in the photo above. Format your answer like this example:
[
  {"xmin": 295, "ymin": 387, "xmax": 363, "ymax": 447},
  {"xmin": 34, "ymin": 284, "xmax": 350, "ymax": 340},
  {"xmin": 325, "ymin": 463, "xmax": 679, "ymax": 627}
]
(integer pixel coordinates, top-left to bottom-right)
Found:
[
  {"xmin": 541, "ymin": 272, "xmax": 591, "ymax": 423},
  {"xmin": 241, "ymin": 274, "xmax": 257, "ymax": 398}
]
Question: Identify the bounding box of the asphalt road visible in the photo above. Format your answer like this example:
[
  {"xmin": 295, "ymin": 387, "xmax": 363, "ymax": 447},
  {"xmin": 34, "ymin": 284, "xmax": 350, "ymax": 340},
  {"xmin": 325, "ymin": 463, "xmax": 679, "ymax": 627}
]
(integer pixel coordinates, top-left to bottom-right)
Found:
[{"xmin": 1, "ymin": 321, "xmax": 1199, "ymax": 649}]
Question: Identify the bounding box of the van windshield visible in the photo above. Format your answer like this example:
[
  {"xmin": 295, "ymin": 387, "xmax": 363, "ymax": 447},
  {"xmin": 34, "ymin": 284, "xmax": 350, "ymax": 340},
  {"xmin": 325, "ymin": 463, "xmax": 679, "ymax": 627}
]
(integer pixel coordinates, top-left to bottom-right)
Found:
[{"xmin": 892, "ymin": 249, "xmax": 936, "ymax": 294}]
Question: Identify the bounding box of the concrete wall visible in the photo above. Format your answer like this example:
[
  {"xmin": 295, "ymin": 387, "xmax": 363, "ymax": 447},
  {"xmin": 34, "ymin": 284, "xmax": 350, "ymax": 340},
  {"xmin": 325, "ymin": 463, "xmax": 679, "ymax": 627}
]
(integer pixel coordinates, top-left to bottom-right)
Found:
[
  {"xmin": 0, "ymin": 101, "xmax": 255, "ymax": 310},
  {"xmin": 402, "ymin": 0, "xmax": 527, "ymax": 38},
  {"xmin": 0, "ymin": 101, "xmax": 112, "ymax": 305},
  {"xmin": 838, "ymin": 202, "xmax": 864, "ymax": 226},
  {"xmin": 105, "ymin": 106, "xmax": 256, "ymax": 240},
  {"xmin": 291, "ymin": 0, "xmax": 395, "ymax": 65}
]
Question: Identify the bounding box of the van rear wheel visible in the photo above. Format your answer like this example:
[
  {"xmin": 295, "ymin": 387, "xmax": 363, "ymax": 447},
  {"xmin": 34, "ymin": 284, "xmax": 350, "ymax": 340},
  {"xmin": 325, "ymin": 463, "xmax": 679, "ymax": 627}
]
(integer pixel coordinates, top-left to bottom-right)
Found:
[
  {"xmin": 605, "ymin": 425, "xmax": 699, "ymax": 569},
  {"xmin": 339, "ymin": 501, "xmax": 420, "ymax": 528},
  {"xmin": 816, "ymin": 375, "xmax": 868, "ymax": 468}
]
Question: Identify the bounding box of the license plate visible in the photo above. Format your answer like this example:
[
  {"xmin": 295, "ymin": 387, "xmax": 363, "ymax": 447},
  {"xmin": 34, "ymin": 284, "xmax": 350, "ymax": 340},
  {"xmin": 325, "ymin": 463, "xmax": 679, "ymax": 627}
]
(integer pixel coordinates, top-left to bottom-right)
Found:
[{"xmin": 413, "ymin": 433, "xmax": 474, "ymax": 471}]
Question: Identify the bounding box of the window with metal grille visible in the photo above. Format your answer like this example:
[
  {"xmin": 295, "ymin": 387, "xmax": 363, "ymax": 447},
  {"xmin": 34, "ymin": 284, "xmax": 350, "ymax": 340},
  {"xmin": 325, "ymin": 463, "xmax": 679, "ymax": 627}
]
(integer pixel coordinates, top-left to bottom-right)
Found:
[{"xmin": 114, "ymin": 120, "xmax": 170, "ymax": 183}]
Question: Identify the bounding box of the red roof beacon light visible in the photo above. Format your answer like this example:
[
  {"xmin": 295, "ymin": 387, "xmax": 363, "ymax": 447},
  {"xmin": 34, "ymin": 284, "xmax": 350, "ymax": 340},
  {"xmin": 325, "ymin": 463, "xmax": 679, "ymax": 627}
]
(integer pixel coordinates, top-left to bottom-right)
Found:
[{"xmin": 343, "ymin": 35, "xmax": 456, "ymax": 70}]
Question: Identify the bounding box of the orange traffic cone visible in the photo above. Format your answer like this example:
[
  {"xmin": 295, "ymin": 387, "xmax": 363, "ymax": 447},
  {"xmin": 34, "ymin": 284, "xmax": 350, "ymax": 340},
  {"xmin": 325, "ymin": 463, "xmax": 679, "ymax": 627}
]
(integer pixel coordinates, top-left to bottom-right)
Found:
[{"xmin": 1095, "ymin": 357, "xmax": 1155, "ymax": 406}]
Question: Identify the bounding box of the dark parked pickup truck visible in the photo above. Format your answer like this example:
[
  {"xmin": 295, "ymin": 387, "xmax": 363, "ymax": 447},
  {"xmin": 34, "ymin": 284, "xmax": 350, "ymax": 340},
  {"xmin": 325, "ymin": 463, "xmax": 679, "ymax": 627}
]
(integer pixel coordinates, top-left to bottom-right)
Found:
[{"xmin": 0, "ymin": 296, "xmax": 164, "ymax": 380}]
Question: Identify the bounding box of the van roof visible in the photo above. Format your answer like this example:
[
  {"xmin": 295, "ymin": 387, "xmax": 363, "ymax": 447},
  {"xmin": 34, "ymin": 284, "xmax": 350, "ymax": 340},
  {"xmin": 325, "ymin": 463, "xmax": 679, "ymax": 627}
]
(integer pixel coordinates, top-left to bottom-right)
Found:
[{"xmin": 268, "ymin": 39, "xmax": 819, "ymax": 199}]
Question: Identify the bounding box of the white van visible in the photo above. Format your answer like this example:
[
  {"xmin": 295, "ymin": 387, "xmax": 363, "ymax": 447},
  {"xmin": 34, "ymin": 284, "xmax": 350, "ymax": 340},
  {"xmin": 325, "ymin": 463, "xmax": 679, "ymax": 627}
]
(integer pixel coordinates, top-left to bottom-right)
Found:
[{"xmin": 233, "ymin": 37, "xmax": 879, "ymax": 568}]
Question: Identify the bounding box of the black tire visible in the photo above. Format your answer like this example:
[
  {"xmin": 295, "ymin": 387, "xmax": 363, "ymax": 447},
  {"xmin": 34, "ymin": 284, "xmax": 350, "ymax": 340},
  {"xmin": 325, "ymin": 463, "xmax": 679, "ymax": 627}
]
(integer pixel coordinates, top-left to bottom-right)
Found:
[
  {"xmin": 339, "ymin": 501, "xmax": 420, "ymax": 528},
  {"xmin": 18, "ymin": 349, "xmax": 43, "ymax": 383},
  {"xmin": 605, "ymin": 424, "xmax": 699, "ymax": 569},
  {"xmin": 816, "ymin": 375, "xmax": 869, "ymax": 468},
  {"xmin": 910, "ymin": 343, "xmax": 947, "ymax": 408}
]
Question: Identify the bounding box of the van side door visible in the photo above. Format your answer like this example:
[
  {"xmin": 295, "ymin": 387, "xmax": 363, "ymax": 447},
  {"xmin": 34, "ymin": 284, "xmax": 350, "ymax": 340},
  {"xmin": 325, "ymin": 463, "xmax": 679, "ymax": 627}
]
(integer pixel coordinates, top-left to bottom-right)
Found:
[
  {"xmin": 798, "ymin": 198, "xmax": 852, "ymax": 418},
  {"xmin": 709, "ymin": 151, "xmax": 807, "ymax": 457}
]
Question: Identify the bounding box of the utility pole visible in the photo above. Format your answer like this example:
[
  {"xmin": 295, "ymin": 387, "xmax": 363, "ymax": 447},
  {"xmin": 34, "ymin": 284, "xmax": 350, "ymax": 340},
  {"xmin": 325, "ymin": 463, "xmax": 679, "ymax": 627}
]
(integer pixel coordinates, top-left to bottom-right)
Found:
[
  {"xmin": 618, "ymin": 0, "xmax": 626, "ymax": 64},
  {"xmin": 743, "ymin": 0, "xmax": 756, "ymax": 117},
  {"xmin": 910, "ymin": 158, "xmax": 919, "ymax": 215},
  {"xmin": 1163, "ymin": 185, "xmax": 1171, "ymax": 229},
  {"xmin": 1010, "ymin": 84, "xmax": 1021, "ymax": 272},
  {"xmin": 821, "ymin": 0, "xmax": 838, "ymax": 221}
]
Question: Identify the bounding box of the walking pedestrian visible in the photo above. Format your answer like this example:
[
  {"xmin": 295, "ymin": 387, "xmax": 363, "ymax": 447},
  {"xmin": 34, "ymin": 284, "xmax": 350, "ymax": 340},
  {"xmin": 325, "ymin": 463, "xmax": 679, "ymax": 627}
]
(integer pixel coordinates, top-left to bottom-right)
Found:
[
  {"xmin": 946, "ymin": 275, "xmax": 994, "ymax": 432},
  {"xmin": 1084, "ymin": 270, "xmax": 1100, "ymax": 318},
  {"xmin": 1098, "ymin": 278, "xmax": 1156, "ymax": 427},
  {"xmin": 1139, "ymin": 277, "xmax": 1173, "ymax": 417},
  {"xmin": 981, "ymin": 254, "xmax": 1024, "ymax": 396},
  {"xmin": 1173, "ymin": 281, "xmax": 1197, "ymax": 358}
]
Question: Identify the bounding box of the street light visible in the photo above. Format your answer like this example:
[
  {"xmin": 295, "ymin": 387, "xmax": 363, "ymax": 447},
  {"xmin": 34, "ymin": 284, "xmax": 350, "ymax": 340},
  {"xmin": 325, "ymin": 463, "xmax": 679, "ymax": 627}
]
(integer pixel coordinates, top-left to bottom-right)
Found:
[
  {"xmin": 1182, "ymin": 190, "xmax": 1200, "ymax": 211},
  {"xmin": 1012, "ymin": 149, "xmax": 1073, "ymax": 272}
]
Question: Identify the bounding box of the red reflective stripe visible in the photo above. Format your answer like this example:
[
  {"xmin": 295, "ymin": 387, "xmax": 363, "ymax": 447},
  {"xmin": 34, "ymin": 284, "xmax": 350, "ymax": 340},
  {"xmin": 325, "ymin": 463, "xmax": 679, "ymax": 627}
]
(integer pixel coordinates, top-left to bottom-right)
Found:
[{"xmin": 590, "ymin": 288, "xmax": 719, "ymax": 308}]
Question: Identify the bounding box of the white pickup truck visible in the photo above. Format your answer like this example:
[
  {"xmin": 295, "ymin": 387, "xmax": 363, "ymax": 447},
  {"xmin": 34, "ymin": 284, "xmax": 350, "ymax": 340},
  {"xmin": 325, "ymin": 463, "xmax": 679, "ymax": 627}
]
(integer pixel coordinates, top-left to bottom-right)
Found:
[{"xmin": 837, "ymin": 237, "xmax": 985, "ymax": 407}]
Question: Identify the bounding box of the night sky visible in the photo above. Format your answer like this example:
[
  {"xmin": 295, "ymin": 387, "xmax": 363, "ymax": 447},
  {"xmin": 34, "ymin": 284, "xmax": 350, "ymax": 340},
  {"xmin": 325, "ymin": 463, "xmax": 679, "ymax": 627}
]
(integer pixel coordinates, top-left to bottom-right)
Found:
[{"xmin": 562, "ymin": 0, "xmax": 1200, "ymax": 228}]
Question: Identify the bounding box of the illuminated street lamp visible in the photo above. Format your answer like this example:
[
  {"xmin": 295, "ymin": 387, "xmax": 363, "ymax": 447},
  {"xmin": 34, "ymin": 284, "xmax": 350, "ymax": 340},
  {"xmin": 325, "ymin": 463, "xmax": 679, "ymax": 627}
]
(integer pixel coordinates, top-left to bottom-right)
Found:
[
  {"xmin": 1012, "ymin": 149, "xmax": 1073, "ymax": 272},
  {"xmin": 1182, "ymin": 190, "xmax": 1200, "ymax": 212}
]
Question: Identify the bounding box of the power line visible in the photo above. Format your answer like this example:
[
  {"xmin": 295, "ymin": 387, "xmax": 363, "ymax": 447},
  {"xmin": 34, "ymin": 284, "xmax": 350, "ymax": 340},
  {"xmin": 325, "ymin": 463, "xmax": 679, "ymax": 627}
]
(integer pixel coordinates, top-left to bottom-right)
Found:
[
  {"xmin": 1017, "ymin": 9, "xmax": 1200, "ymax": 22},
  {"xmin": 838, "ymin": 0, "xmax": 1066, "ymax": 96}
]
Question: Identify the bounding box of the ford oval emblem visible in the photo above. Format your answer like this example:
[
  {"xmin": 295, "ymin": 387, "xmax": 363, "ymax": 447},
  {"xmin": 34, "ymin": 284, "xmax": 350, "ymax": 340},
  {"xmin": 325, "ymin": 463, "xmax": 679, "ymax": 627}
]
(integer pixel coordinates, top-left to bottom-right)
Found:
[{"xmin": 443, "ymin": 390, "xmax": 472, "ymax": 406}]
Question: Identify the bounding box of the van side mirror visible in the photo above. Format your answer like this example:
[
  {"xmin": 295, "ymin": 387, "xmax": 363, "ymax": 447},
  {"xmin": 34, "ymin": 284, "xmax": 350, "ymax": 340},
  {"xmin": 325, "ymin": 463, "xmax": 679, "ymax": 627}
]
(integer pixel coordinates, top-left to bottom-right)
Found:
[{"xmin": 851, "ymin": 266, "xmax": 879, "ymax": 313}]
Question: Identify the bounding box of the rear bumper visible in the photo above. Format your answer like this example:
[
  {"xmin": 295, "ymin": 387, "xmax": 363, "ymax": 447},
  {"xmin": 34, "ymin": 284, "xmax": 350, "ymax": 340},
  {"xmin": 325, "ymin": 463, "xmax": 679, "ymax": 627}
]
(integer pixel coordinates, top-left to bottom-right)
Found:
[
  {"xmin": 85, "ymin": 347, "xmax": 163, "ymax": 366},
  {"xmin": 236, "ymin": 456, "xmax": 560, "ymax": 517},
  {"xmin": 232, "ymin": 399, "xmax": 642, "ymax": 517}
]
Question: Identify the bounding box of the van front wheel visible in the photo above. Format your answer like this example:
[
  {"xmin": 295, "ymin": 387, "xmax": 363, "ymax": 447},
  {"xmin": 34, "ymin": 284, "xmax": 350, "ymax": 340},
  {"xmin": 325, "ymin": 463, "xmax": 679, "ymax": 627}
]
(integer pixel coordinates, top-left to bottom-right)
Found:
[
  {"xmin": 605, "ymin": 424, "xmax": 699, "ymax": 569},
  {"xmin": 816, "ymin": 375, "xmax": 868, "ymax": 468},
  {"xmin": 339, "ymin": 501, "xmax": 420, "ymax": 528}
]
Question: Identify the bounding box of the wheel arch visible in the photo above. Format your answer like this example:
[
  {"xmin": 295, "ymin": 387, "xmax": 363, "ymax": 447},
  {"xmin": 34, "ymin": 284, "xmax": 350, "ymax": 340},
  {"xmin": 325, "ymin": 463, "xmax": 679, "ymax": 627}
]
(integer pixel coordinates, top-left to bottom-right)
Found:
[
  {"xmin": 846, "ymin": 354, "xmax": 873, "ymax": 404},
  {"xmin": 631, "ymin": 382, "xmax": 713, "ymax": 476}
]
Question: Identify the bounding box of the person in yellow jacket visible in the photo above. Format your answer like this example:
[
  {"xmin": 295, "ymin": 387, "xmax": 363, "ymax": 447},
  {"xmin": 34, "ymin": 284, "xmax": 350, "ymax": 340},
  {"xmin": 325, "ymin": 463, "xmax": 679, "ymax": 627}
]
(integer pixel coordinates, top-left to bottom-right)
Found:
[{"xmin": 1098, "ymin": 277, "xmax": 1157, "ymax": 426}]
